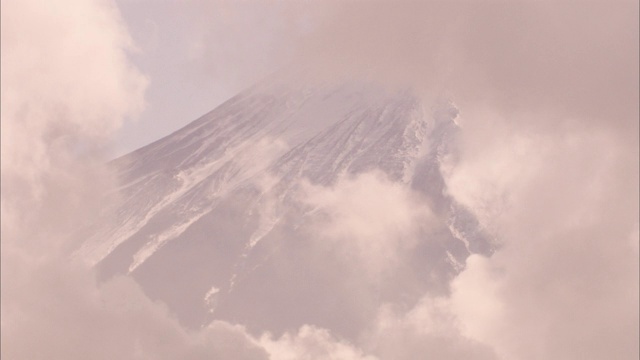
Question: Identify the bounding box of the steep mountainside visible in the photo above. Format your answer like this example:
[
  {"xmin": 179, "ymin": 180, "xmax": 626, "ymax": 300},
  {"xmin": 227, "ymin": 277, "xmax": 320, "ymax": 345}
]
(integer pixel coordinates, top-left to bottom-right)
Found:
[{"xmin": 77, "ymin": 80, "xmax": 492, "ymax": 339}]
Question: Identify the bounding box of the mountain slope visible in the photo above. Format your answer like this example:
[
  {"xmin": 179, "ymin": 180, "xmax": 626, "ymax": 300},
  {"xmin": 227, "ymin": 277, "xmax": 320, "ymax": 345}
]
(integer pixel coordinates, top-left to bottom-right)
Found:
[{"xmin": 77, "ymin": 79, "xmax": 492, "ymax": 339}]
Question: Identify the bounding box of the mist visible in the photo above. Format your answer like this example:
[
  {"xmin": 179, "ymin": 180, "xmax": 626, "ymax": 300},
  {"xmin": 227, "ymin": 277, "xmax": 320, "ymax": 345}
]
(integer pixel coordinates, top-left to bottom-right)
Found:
[{"xmin": 2, "ymin": 0, "xmax": 638, "ymax": 359}]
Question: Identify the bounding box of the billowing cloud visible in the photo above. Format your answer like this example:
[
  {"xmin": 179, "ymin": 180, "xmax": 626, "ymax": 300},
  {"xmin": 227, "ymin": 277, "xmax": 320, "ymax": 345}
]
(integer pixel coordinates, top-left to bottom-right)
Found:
[
  {"xmin": 1, "ymin": 0, "xmax": 147, "ymax": 254},
  {"xmin": 260, "ymin": 325, "xmax": 377, "ymax": 360},
  {"xmin": 300, "ymin": 171, "xmax": 433, "ymax": 278},
  {"xmin": 1, "ymin": 260, "xmax": 269, "ymax": 360},
  {"xmin": 364, "ymin": 296, "xmax": 498, "ymax": 360},
  {"xmin": 446, "ymin": 119, "xmax": 639, "ymax": 359},
  {"xmin": 292, "ymin": 2, "xmax": 639, "ymax": 357},
  {"xmin": 0, "ymin": 1, "xmax": 265, "ymax": 359}
]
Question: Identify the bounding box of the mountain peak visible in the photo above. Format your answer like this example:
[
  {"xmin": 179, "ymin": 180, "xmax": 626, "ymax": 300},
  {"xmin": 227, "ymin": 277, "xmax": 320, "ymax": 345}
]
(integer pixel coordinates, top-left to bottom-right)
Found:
[{"xmin": 76, "ymin": 79, "xmax": 490, "ymax": 337}]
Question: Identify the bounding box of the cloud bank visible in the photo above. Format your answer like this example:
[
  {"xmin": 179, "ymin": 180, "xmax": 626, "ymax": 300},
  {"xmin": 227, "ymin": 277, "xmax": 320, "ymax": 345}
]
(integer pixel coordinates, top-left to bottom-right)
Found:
[
  {"xmin": 0, "ymin": 0, "xmax": 264, "ymax": 359},
  {"xmin": 447, "ymin": 124, "xmax": 639, "ymax": 360}
]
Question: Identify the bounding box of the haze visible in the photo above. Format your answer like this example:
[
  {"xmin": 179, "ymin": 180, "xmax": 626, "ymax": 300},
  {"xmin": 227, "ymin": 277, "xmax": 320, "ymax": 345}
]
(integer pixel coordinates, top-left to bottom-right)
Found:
[{"xmin": 1, "ymin": 1, "xmax": 638, "ymax": 359}]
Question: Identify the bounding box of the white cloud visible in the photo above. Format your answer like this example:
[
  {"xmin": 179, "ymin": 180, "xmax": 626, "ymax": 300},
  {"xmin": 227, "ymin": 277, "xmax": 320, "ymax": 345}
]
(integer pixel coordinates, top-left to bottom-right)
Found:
[
  {"xmin": 0, "ymin": 260, "xmax": 269, "ymax": 360},
  {"xmin": 260, "ymin": 325, "xmax": 378, "ymax": 360},
  {"xmin": 445, "ymin": 117, "xmax": 639, "ymax": 360},
  {"xmin": 0, "ymin": 1, "xmax": 266, "ymax": 359},
  {"xmin": 364, "ymin": 295, "xmax": 499, "ymax": 360},
  {"xmin": 1, "ymin": 0, "xmax": 147, "ymax": 254},
  {"xmin": 300, "ymin": 171, "xmax": 433, "ymax": 278}
]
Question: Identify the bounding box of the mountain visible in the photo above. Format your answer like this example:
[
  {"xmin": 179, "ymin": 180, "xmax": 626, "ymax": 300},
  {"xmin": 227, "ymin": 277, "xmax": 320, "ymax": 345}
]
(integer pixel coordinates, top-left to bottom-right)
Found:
[{"xmin": 76, "ymin": 78, "xmax": 492, "ymax": 340}]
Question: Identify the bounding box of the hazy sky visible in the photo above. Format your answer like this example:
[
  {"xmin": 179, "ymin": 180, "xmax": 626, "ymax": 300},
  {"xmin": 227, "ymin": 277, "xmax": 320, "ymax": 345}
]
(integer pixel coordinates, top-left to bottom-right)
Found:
[
  {"xmin": 111, "ymin": 0, "xmax": 639, "ymax": 157},
  {"xmin": 2, "ymin": 1, "xmax": 638, "ymax": 359},
  {"xmin": 112, "ymin": 0, "xmax": 307, "ymax": 156}
]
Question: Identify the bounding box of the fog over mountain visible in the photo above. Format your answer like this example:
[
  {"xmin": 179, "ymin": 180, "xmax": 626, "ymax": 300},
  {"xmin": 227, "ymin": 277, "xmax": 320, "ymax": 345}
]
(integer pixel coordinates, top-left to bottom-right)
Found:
[
  {"xmin": 76, "ymin": 77, "xmax": 492, "ymax": 339},
  {"xmin": 2, "ymin": 1, "xmax": 638, "ymax": 359}
]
